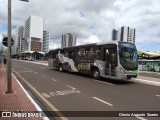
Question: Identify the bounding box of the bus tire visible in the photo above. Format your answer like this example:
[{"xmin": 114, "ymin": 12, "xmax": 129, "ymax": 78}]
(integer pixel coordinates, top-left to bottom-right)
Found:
[
  {"xmin": 92, "ymin": 68, "xmax": 100, "ymax": 80},
  {"xmin": 59, "ymin": 64, "xmax": 63, "ymax": 72}
]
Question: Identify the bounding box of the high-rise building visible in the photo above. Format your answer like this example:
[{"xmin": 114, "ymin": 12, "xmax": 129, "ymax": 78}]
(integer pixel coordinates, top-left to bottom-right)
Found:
[
  {"xmin": 23, "ymin": 15, "xmax": 43, "ymax": 52},
  {"xmin": 43, "ymin": 30, "xmax": 50, "ymax": 53},
  {"xmin": 61, "ymin": 33, "xmax": 76, "ymax": 48},
  {"xmin": 112, "ymin": 29, "xmax": 118, "ymax": 41},
  {"xmin": 15, "ymin": 26, "xmax": 24, "ymax": 54},
  {"xmin": 0, "ymin": 34, "xmax": 3, "ymax": 56},
  {"xmin": 112, "ymin": 26, "xmax": 136, "ymax": 44}
]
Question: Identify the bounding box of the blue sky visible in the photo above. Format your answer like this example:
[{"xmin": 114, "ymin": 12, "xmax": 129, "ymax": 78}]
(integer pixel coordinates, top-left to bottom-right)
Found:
[
  {"xmin": 0, "ymin": 23, "xmax": 16, "ymax": 32},
  {"xmin": 0, "ymin": 0, "xmax": 160, "ymax": 52}
]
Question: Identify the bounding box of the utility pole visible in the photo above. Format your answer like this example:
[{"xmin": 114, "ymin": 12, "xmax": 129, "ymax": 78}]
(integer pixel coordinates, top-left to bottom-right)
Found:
[
  {"xmin": 5, "ymin": 0, "xmax": 29, "ymax": 93},
  {"xmin": 6, "ymin": 0, "xmax": 13, "ymax": 93}
]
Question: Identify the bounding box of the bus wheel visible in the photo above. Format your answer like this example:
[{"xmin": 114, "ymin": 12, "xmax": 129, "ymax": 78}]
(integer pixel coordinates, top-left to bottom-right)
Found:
[
  {"xmin": 59, "ymin": 64, "xmax": 63, "ymax": 72},
  {"xmin": 92, "ymin": 68, "xmax": 100, "ymax": 79}
]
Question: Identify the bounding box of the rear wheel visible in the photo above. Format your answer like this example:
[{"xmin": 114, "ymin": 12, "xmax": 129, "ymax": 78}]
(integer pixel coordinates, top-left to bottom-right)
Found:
[{"xmin": 92, "ymin": 68, "xmax": 100, "ymax": 79}]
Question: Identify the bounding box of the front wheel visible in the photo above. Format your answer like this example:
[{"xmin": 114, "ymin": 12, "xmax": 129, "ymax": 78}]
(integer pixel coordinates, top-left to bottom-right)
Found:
[{"xmin": 92, "ymin": 68, "xmax": 100, "ymax": 80}]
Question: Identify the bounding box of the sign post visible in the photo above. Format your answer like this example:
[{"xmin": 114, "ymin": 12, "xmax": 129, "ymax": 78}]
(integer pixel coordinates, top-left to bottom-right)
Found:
[{"xmin": 5, "ymin": 0, "xmax": 13, "ymax": 93}]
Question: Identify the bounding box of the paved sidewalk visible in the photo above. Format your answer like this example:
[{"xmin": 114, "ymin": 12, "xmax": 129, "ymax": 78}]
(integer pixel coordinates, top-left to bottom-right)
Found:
[
  {"xmin": 138, "ymin": 76, "xmax": 160, "ymax": 83},
  {"xmin": 0, "ymin": 65, "xmax": 43, "ymax": 120},
  {"xmin": 132, "ymin": 75, "xmax": 160, "ymax": 86}
]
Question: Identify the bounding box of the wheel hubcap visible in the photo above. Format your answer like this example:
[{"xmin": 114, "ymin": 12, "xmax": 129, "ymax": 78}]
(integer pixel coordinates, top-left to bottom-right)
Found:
[
  {"xmin": 94, "ymin": 71, "xmax": 99, "ymax": 77},
  {"xmin": 60, "ymin": 66, "xmax": 62, "ymax": 71}
]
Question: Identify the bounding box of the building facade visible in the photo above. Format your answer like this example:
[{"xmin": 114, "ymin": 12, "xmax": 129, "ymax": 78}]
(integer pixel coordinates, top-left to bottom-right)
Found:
[
  {"xmin": 112, "ymin": 29, "xmax": 118, "ymax": 41},
  {"xmin": 61, "ymin": 33, "xmax": 76, "ymax": 48},
  {"xmin": 16, "ymin": 26, "xmax": 24, "ymax": 53},
  {"xmin": 43, "ymin": 30, "xmax": 50, "ymax": 53},
  {"xmin": 112, "ymin": 26, "xmax": 136, "ymax": 44},
  {"xmin": 23, "ymin": 15, "xmax": 43, "ymax": 52}
]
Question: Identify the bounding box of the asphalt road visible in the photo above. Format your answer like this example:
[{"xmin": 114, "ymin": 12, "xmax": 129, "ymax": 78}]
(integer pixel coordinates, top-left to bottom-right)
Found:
[{"xmin": 12, "ymin": 60, "xmax": 160, "ymax": 120}]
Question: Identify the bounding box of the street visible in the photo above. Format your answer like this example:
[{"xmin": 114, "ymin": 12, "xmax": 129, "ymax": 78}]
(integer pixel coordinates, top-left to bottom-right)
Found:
[{"xmin": 12, "ymin": 60, "xmax": 160, "ymax": 120}]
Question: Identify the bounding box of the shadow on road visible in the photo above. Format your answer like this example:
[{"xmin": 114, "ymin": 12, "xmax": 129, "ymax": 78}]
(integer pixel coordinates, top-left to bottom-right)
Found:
[
  {"xmin": 51, "ymin": 69, "xmax": 135, "ymax": 85},
  {"xmin": 100, "ymin": 77, "xmax": 134, "ymax": 85}
]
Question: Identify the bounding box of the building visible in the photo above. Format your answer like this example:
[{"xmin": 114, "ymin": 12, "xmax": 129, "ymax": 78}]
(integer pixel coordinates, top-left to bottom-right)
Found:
[
  {"xmin": 61, "ymin": 33, "xmax": 76, "ymax": 48},
  {"xmin": 17, "ymin": 26, "xmax": 24, "ymax": 53},
  {"xmin": 13, "ymin": 26, "xmax": 24, "ymax": 54},
  {"xmin": 112, "ymin": 29, "xmax": 118, "ymax": 41},
  {"xmin": 23, "ymin": 15, "xmax": 43, "ymax": 52},
  {"xmin": 112, "ymin": 26, "xmax": 136, "ymax": 44},
  {"xmin": 43, "ymin": 30, "xmax": 50, "ymax": 53},
  {"xmin": 0, "ymin": 34, "xmax": 3, "ymax": 56}
]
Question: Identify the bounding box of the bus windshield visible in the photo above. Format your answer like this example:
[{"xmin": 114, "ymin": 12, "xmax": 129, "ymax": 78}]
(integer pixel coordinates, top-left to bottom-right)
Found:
[{"xmin": 119, "ymin": 42, "xmax": 138, "ymax": 70}]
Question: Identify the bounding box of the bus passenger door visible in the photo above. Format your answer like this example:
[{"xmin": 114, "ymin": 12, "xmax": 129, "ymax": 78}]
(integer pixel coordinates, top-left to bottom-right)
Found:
[{"xmin": 104, "ymin": 48, "xmax": 117, "ymax": 77}]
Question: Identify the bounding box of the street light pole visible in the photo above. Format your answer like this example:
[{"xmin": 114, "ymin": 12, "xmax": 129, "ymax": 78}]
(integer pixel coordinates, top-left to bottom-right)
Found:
[
  {"xmin": 6, "ymin": 0, "xmax": 13, "ymax": 93},
  {"xmin": 6, "ymin": 0, "xmax": 29, "ymax": 93}
]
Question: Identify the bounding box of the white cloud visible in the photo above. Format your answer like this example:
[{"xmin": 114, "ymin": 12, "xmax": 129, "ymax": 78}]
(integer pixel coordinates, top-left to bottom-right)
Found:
[
  {"xmin": 0, "ymin": 0, "xmax": 159, "ymax": 52},
  {"xmin": 88, "ymin": 35, "xmax": 100, "ymax": 43}
]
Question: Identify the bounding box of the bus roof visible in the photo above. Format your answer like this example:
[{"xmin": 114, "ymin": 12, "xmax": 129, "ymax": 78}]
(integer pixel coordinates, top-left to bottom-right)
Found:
[{"xmin": 49, "ymin": 41, "xmax": 134, "ymax": 51}]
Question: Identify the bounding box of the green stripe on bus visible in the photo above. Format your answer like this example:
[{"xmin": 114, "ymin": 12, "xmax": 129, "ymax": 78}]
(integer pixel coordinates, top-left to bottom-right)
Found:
[{"xmin": 131, "ymin": 70, "xmax": 138, "ymax": 74}]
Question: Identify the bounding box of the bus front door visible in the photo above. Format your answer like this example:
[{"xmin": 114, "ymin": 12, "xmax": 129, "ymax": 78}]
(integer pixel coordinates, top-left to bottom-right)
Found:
[{"xmin": 104, "ymin": 48, "xmax": 116, "ymax": 78}]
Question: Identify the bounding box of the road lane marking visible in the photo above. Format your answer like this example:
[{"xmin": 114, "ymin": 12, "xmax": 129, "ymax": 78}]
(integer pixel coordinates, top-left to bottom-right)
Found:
[
  {"xmin": 136, "ymin": 116, "xmax": 148, "ymax": 120},
  {"xmin": 156, "ymin": 95, "xmax": 160, "ymax": 97},
  {"xmin": 18, "ymin": 71, "xmax": 33, "ymax": 73},
  {"xmin": 49, "ymin": 89, "xmax": 81, "ymax": 97},
  {"xmin": 66, "ymin": 85, "xmax": 76, "ymax": 89},
  {"xmin": 93, "ymin": 80, "xmax": 114, "ymax": 85},
  {"xmin": 42, "ymin": 93, "xmax": 51, "ymax": 98},
  {"xmin": 132, "ymin": 79, "xmax": 160, "ymax": 87},
  {"xmin": 92, "ymin": 97, "xmax": 113, "ymax": 106},
  {"xmin": 13, "ymin": 69, "xmax": 68, "ymax": 120},
  {"xmin": 35, "ymin": 72, "xmax": 38, "ymax": 74},
  {"xmin": 51, "ymin": 78, "xmax": 57, "ymax": 82}
]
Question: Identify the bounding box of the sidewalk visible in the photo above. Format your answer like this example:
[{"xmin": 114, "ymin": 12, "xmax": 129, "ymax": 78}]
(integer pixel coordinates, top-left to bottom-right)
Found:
[
  {"xmin": 0, "ymin": 65, "xmax": 43, "ymax": 120},
  {"xmin": 137, "ymin": 76, "xmax": 160, "ymax": 83},
  {"xmin": 133, "ymin": 74, "xmax": 160, "ymax": 87}
]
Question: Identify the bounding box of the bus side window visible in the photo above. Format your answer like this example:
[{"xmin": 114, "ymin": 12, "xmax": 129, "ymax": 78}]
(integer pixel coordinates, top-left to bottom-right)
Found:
[
  {"xmin": 53, "ymin": 52, "xmax": 56, "ymax": 58},
  {"xmin": 88, "ymin": 47, "xmax": 94, "ymax": 58},
  {"xmin": 49, "ymin": 51, "xmax": 55, "ymax": 58},
  {"xmin": 95, "ymin": 47, "xmax": 100, "ymax": 59},
  {"xmin": 78, "ymin": 48, "xmax": 86, "ymax": 58},
  {"xmin": 69, "ymin": 51, "xmax": 75, "ymax": 59},
  {"xmin": 64, "ymin": 51, "xmax": 69, "ymax": 57}
]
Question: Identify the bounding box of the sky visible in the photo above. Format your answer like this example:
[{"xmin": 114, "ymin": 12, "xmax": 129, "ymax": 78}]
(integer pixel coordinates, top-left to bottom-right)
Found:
[{"xmin": 0, "ymin": 0, "xmax": 160, "ymax": 52}]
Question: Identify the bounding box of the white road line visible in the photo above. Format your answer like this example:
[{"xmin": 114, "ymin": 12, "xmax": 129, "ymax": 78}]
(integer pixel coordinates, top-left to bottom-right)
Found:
[
  {"xmin": 93, "ymin": 80, "xmax": 114, "ymax": 85},
  {"xmin": 66, "ymin": 85, "xmax": 76, "ymax": 89},
  {"xmin": 35, "ymin": 72, "xmax": 38, "ymax": 74},
  {"xmin": 132, "ymin": 79, "xmax": 160, "ymax": 87},
  {"xmin": 156, "ymin": 95, "xmax": 160, "ymax": 97},
  {"xmin": 136, "ymin": 116, "xmax": 148, "ymax": 120},
  {"xmin": 51, "ymin": 78, "xmax": 57, "ymax": 82},
  {"xmin": 18, "ymin": 71, "xmax": 33, "ymax": 73},
  {"xmin": 92, "ymin": 97, "xmax": 113, "ymax": 106}
]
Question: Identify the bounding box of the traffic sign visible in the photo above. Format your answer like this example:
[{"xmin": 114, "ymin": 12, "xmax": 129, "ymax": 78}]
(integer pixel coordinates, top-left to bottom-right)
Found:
[{"xmin": 2, "ymin": 37, "xmax": 14, "ymax": 47}]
